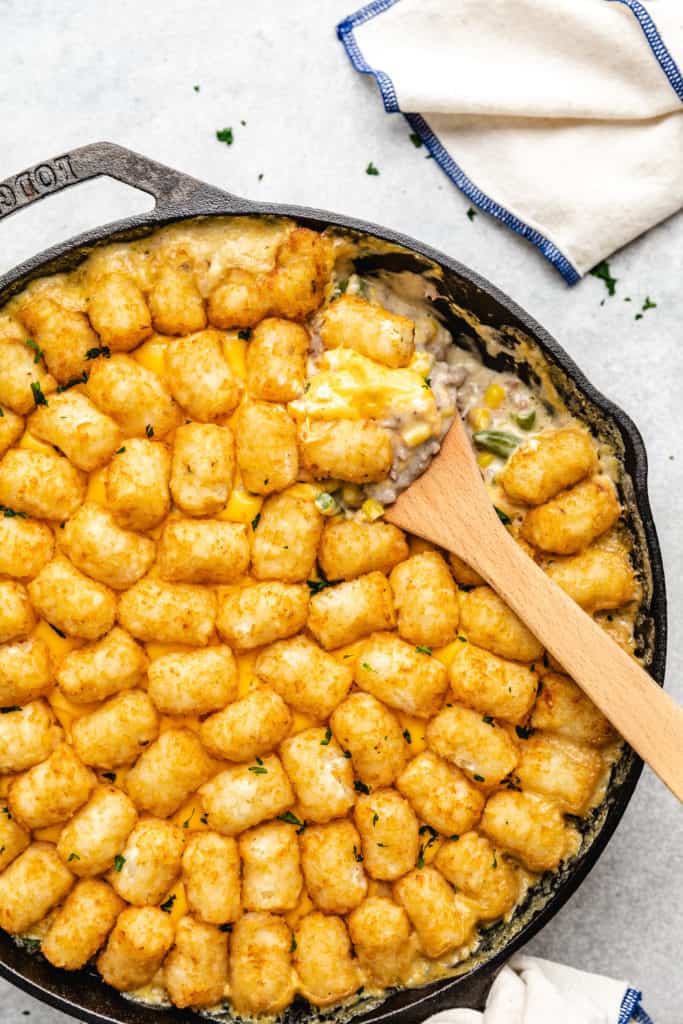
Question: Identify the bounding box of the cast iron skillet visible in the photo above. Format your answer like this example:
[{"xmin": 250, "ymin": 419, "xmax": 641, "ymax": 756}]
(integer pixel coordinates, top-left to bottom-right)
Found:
[{"xmin": 0, "ymin": 142, "xmax": 667, "ymax": 1024}]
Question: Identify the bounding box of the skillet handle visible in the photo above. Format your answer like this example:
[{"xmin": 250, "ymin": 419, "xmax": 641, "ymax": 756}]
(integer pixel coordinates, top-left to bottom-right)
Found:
[{"xmin": 0, "ymin": 140, "xmax": 248, "ymax": 224}]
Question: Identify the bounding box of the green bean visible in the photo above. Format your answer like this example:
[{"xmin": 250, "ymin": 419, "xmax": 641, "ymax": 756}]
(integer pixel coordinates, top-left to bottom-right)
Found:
[{"xmin": 472, "ymin": 430, "xmax": 520, "ymax": 459}]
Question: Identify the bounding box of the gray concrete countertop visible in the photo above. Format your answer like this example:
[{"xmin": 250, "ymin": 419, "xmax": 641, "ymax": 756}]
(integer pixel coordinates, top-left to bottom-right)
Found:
[{"xmin": 0, "ymin": 2, "xmax": 681, "ymax": 1020}]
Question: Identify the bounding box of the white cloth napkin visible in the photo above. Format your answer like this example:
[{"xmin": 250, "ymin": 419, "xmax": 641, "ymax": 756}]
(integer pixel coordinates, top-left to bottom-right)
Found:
[
  {"xmin": 337, "ymin": 0, "xmax": 683, "ymax": 282},
  {"xmin": 429, "ymin": 954, "xmax": 652, "ymax": 1023}
]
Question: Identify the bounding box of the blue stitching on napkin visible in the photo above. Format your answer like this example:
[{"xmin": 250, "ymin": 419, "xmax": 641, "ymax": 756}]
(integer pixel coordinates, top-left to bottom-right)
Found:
[
  {"xmin": 337, "ymin": 0, "xmax": 581, "ymax": 284},
  {"xmin": 607, "ymin": 0, "xmax": 683, "ymax": 99}
]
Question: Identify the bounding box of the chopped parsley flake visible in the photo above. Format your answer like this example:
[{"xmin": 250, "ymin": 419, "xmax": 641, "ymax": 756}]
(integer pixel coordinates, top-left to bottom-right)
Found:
[
  {"xmin": 589, "ymin": 260, "xmax": 617, "ymax": 296},
  {"xmin": 219, "ymin": 923, "xmax": 233, "ymax": 932},
  {"xmin": 1, "ymin": 807, "xmax": 11, "ymax": 818},
  {"xmin": 248, "ymin": 762, "xmax": 267, "ymax": 774},
  {"xmin": 320, "ymin": 727, "xmax": 332, "ymax": 746},
  {"xmin": 277, "ymin": 811, "xmax": 306, "ymax": 831},
  {"xmin": 216, "ymin": 127, "xmax": 234, "ymax": 145},
  {"xmin": 290, "ymin": 934, "xmax": 297, "ymax": 952},
  {"xmin": 515, "ymin": 725, "xmax": 534, "ymax": 740},
  {"xmin": 361, "ymin": 662, "xmax": 375, "ymax": 672},
  {"xmin": 25, "ymin": 339, "xmax": 43, "ymax": 364},
  {"xmin": 182, "ymin": 809, "xmax": 195, "ymax": 828},
  {"xmin": 416, "ymin": 848, "xmax": 425, "ymax": 869},
  {"xmin": 466, "ymin": 207, "xmax": 477, "ymax": 221},
  {"xmin": 115, "ymin": 446, "xmax": 126, "ymax": 455},
  {"xmin": 0, "ymin": 505, "xmax": 27, "ymax": 519},
  {"xmin": 353, "ymin": 845, "xmax": 364, "ymax": 862},
  {"xmin": 307, "ymin": 570, "xmax": 342, "ymax": 594},
  {"xmin": 30, "ymin": 381, "xmax": 48, "ymax": 407},
  {"xmin": 85, "ymin": 346, "xmax": 111, "ymax": 360},
  {"xmin": 473, "ymin": 773, "xmax": 486, "ymax": 782},
  {"xmin": 482, "ymin": 715, "xmax": 495, "ymax": 726},
  {"xmin": 642, "ymin": 296, "xmax": 657, "ymax": 311},
  {"xmin": 343, "ymin": 750, "xmax": 352, "ymax": 758},
  {"xmin": 458, "ymin": 635, "xmax": 467, "ymax": 643},
  {"xmin": 114, "ymin": 855, "xmax": 125, "ymax": 872},
  {"xmin": 49, "ymin": 623, "xmax": 66, "ymax": 638},
  {"xmin": 449, "ymin": 834, "xmax": 459, "ymax": 841},
  {"xmin": 403, "ymin": 728, "xmax": 412, "ymax": 744},
  {"xmin": 238, "ymin": 328, "xmax": 252, "ymax": 341},
  {"xmin": 250, "ymin": 513, "xmax": 261, "ymax": 532},
  {"xmin": 56, "ymin": 372, "xmax": 89, "ymax": 393},
  {"xmin": 200, "ymin": 813, "xmax": 209, "ymax": 825},
  {"xmin": 0, "ymin": 706, "xmax": 21, "ymax": 714},
  {"xmin": 372, "ymin": 812, "xmax": 379, "ymax": 827},
  {"xmin": 101, "ymin": 772, "xmax": 117, "ymax": 782},
  {"xmin": 491, "ymin": 850, "xmax": 498, "ymax": 869},
  {"xmin": 145, "ymin": 424, "xmax": 154, "ymax": 438},
  {"xmin": 354, "ymin": 780, "xmax": 370, "ymax": 795},
  {"xmin": 21, "ymin": 938, "xmax": 41, "ymax": 953},
  {"xmin": 68, "ymin": 852, "xmax": 80, "ymax": 862},
  {"xmin": 193, "ymin": 85, "xmax": 200, "ymax": 93},
  {"xmin": 422, "ymin": 377, "xmax": 432, "ymax": 390},
  {"xmin": 409, "ymin": 133, "xmax": 423, "ymax": 148},
  {"xmin": 160, "ymin": 894, "xmax": 176, "ymax": 913},
  {"xmin": 365, "ymin": 162, "xmax": 380, "ymax": 176},
  {"xmin": 415, "ymin": 645, "xmax": 432, "ymax": 655}
]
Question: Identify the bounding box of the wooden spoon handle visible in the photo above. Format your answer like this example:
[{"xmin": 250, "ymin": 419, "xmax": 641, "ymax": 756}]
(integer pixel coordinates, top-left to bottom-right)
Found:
[{"xmin": 464, "ymin": 528, "xmax": 682, "ymax": 800}]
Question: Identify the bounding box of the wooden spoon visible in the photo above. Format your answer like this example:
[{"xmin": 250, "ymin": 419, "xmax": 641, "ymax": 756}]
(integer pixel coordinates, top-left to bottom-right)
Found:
[{"xmin": 384, "ymin": 414, "xmax": 683, "ymax": 802}]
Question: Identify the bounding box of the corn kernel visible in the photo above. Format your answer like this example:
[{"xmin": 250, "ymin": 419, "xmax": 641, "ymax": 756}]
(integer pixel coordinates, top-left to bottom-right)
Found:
[
  {"xmin": 361, "ymin": 499, "xmax": 384, "ymax": 522},
  {"xmin": 218, "ymin": 488, "xmax": 263, "ymax": 524},
  {"xmin": 33, "ymin": 619, "xmax": 84, "ymax": 665},
  {"xmin": 477, "ymin": 451, "xmax": 495, "ymax": 468},
  {"xmin": 86, "ymin": 466, "xmax": 108, "ymax": 506},
  {"xmin": 133, "ymin": 337, "xmax": 169, "ymax": 380},
  {"xmin": 401, "ymin": 421, "xmax": 433, "ymax": 447},
  {"xmin": 468, "ymin": 407, "xmax": 491, "ymax": 431},
  {"xmin": 484, "ymin": 383, "xmax": 506, "ymax": 409},
  {"xmin": 223, "ymin": 334, "xmax": 248, "ymax": 380}
]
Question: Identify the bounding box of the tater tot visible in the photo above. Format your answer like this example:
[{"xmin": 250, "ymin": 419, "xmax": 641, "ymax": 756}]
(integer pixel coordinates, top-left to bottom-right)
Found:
[
  {"xmin": 448, "ymin": 642, "xmax": 538, "ymax": 724},
  {"xmin": 0, "ymin": 584, "xmax": 36, "ymax": 644},
  {"xmin": 20, "ymin": 294, "xmax": 96, "ymax": 382},
  {"xmin": 531, "ymin": 672, "xmax": 615, "ymax": 745},
  {"xmin": 235, "ymin": 401, "xmax": 299, "ymax": 495},
  {"xmin": 320, "ymin": 295, "xmax": 415, "ymax": 369},
  {"xmin": 448, "ymin": 552, "xmax": 485, "ymax": 588},
  {"xmin": 0, "ymin": 636, "xmax": 52, "ymax": 707},
  {"xmin": 480, "ymin": 790, "xmax": 576, "ymax": 872},
  {"xmin": 147, "ymin": 647, "xmax": 237, "ymax": 716},
  {"xmin": 279, "ymin": 728, "xmax": 355, "ymax": 824},
  {"xmin": 118, "ymin": 578, "xmax": 216, "ymax": 646},
  {"xmin": 72, "ymin": 690, "xmax": 160, "ymax": 769},
  {"xmin": 28, "ymin": 555, "xmax": 116, "ymax": 640},
  {"xmin": 300, "ymin": 820, "xmax": 367, "ymax": 914},
  {"xmin": 434, "ymin": 831, "xmax": 520, "ymax": 920},
  {"xmin": 158, "ymin": 519, "xmax": 250, "ymax": 584},
  {"xmin": 200, "ymin": 686, "xmax": 291, "ymax": 762},
  {"xmin": 0, "ymin": 842, "xmax": 74, "ymax": 934},
  {"xmin": 0, "ymin": 338, "xmax": 56, "ymax": 414},
  {"xmin": 229, "ymin": 912, "xmax": 295, "ymax": 1015},
  {"xmin": 29, "ymin": 390, "xmax": 122, "ymax": 472},
  {"xmin": 0, "ymin": 406, "xmax": 24, "ymax": 457},
  {"xmin": 397, "ymin": 752, "xmax": 485, "ymax": 835},
  {"xmin": 255, "ymin": 635, "xmax": 352, "ymax": 719},
  {"xmin": 545, "ymin": 547, "xmax": 637, "ymax": 612},
  {"xmin": 216, "ymin": 581, "xmax": 308, "ymax": 651},
  {"xmin": 109, "ymin": 817, "xmax": 185, "ymax": 906},
  {"xmin": 500, "ymin": 428, "xmax": 597, "ymax": 506},
  {"xmin": 88, "ymin": 273, "xmax": 152, "ymax": 351},
  {"xmin": 354, "ymin": 632, "xmax": 448, "ymax": 717},
  {"xmin": 458, "ymin": 585, "xmax": 544, "ymax": 662},
  {"xmin": 308, "ymin": 572, "xmax": 396, "ymax": 651},
  {"xmin": 208, "ymin": 268, "xmax": 271, "ymax": 330},
  {"xmin": 164, "ymin": 915, "xmax": 229, "ymax": 1009},
  {"xmin": 57, "ymin": 785, "xmax": 138, "ymax": 877},
  {"xmin": 166, "ymin": 330, "xmax": 240, "ymax": 421},
  {"xmin": 252, "ymin": 489, "xmax": 323, "ymax": 582},
  {"xmin": 269, "ymin": 228, "xmax": 333, "ymax": 321},
  {"xmin": 330, "ymin": 693, "xmax": 407, "ymax": 789},
  {"xmin": 126, "ymin": 729, "xmax": 214, "ymax": 818},
  {"xmin": 294, "ymin": 912, "xmax": 361, "ymax": 1007},
  {"xmin": 56, "ymin": 627, "xmax": 148, "ymax": 704},
  {"xmin": 43, "ymin": 879, "xmax": 125, "ymax": 970},
  {"xmin": 390, "ymin": 551, "xmax": 459, "ymax": 648},
  {"xmin": 199, "ymin": 756, "xmax": 294, "ymax": 836},
  {"xmin": 393, "ymin": 867, "xmax": 477, "ymax": 958},
  {"xmin": 59, "ymin": 504, "xmax": 156, "ymax": 590},
  {"xmin": 182, "ymin": 833, "xmax": 241, "ymax": 925},
  {"xmin": 0, "ymin": 811, "xmax": 30, "ymax": 872},
  {"xmin": 0, "ymin": 449, "xmax": 85, "ymax": 521},
  {"xmin": 426, "ymin": 704, "xmax": 519, "ymax": 786},
  {"xmin": 246, "ymin": 318, "xmax": 309, "ymax": 402},
  {"xmin": 348, "ymin": 897, "xmax": 415, "ymax": 986},
  {"xmin": 86, "ymin": 354, "xmax": 180, "ymax": 438},
  {"xmin": 298, "ymin": 419, "xmax": 393, "ymax": 484},
  {"xmin": 521, "ymin": 477, "xmax": 620, "ymax": 555},
  {"xmin": 106, "ymin": 438, "xmax": 171, "ymax": 531},
  {"xmin": 0, "ymin": 700, "xmax": 63, "ymax": 773},
  {"xmin": 514, "ymin": 731, "xmax": 603, "ymax": 814},
  {"xmin": 318, "ymin": 518, "xmax": 409, "ymax": 581},
  {"xmin": 0, "ymin": 515, "xmax": 54, "ymax": 580},
  {"xmin": 149, "ymin": 259, "xmax": 207, "ymax": 336},
  {"xmin": 170, "ymin": 422, "xmax": 235, "ymax": 516},
  {"xmin": 9, "ymin": 742, "xmax": 95, "ymax": 830},
  {"xmin": 354, "ymin": 789, "xmax": 419, "ymax": 880},
  {"xmin": 98, "ymin": 906, "xmax": 175, "ymax": 991},
  {"xmin": 239, "ymin": 821, "xmax": 303, "ymax": 913}
]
